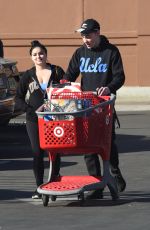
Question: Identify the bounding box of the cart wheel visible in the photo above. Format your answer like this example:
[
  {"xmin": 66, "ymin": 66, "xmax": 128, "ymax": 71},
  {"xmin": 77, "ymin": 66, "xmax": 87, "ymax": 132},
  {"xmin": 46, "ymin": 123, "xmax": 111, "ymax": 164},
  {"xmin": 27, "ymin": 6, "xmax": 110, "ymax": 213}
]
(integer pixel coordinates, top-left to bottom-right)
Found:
[
  {"xmin": 51, "ymin": 195, "xmax": 56, "ymax": 202},
  {"xmin": 42, "ymin": 195, "xmax": 49, "ymax": 207},
  {"xmin": 78, "ymin": 193, "xmax": 85, "ymax": 206}
]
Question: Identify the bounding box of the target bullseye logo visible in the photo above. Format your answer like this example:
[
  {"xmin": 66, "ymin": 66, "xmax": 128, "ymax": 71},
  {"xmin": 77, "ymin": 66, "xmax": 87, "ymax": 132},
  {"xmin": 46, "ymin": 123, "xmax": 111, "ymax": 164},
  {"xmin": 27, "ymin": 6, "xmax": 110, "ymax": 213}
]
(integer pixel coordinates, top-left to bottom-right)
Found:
[{"xmin": 54, "ymin": 126, "xmax": 64, "ymax": 137}]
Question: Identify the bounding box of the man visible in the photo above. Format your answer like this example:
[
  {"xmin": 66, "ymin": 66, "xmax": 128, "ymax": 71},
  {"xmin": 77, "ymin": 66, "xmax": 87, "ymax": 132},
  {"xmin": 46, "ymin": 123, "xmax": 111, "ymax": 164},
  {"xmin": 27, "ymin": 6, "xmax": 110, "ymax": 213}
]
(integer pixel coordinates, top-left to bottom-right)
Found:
[{"xmin": 64, "ymin": 18, "xmax": 126, "ymax": 199}]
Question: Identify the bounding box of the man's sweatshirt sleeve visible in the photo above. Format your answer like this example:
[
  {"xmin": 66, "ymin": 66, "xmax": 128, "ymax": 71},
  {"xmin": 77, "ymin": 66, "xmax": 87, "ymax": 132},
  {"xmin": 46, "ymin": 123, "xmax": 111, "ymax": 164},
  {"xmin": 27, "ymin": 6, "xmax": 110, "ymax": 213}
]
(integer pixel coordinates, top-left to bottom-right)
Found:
[
  {"xmin": 64, "ymin": 50, "xmax": 80, "ymax": 82},
  {"xmin": 107, "ymin": 48, "xmax": 125, "ymax": 93}
]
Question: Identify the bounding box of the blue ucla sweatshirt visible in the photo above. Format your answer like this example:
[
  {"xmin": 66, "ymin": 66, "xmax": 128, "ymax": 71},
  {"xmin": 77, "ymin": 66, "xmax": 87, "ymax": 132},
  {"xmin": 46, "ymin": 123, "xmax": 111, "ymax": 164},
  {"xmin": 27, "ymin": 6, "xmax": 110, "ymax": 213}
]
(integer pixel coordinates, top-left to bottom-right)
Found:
[{"xmin": 64, "ymin": 35, "xmax": 125, "ymax": 94}]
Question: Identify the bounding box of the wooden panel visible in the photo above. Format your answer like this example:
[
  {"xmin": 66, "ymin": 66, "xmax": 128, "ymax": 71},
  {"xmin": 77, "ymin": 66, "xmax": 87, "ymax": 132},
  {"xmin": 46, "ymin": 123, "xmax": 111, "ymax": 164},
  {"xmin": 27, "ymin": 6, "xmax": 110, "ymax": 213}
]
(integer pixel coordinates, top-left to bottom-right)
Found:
[
  {"xmin": 138, "ymin": 0, "xmax": 150, "ymax": 35},
  {"xmin": 1, "ymin": 0, "xmax": 150, "ymax": 86},
  {"xmin": 0, "ymin": 0, "xmax": 83, "ymax": 35},
  {"xmin": 4, "ymin": 45, "xmax": 80, "ymax": 71},
  {"xmin": 137, "ymin": 36, "xmax": 150, "ymax": 86},
  {"xmin": 118, "ymin": 45, "xmax": 138, "ymax": 86},
  {"xmin": 84, "ymin": 0, "xmax": 138, "ymax": 36}
]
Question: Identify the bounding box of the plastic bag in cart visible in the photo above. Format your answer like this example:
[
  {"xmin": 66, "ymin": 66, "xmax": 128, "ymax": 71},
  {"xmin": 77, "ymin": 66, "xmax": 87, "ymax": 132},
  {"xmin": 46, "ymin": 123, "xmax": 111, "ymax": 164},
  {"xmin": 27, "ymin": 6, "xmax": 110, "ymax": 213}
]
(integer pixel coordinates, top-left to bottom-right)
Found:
[
  {"xmin": 46, "ymin": 82, "xmax": 82, "ymax": 113},
  {"xmin": 43, "ymin": 82, "xmax": 94, "ymax": 121}
]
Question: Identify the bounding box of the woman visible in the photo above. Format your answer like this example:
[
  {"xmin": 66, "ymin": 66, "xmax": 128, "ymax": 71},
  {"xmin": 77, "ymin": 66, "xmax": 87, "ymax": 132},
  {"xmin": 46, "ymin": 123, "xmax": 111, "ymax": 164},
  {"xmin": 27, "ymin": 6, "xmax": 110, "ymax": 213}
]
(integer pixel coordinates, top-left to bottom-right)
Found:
[{"xmin": 15, "ymin": 40, "xmax": 65, "ymax": 199}]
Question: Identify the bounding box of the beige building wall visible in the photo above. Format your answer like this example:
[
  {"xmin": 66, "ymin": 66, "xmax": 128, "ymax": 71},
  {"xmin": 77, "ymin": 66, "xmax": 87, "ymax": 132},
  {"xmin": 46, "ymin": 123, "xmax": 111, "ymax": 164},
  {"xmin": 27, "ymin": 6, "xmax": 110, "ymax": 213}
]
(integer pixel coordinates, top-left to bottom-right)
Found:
[{"xmin": 0, "ymin": 0, "xmax": 150, "ymax": 86}]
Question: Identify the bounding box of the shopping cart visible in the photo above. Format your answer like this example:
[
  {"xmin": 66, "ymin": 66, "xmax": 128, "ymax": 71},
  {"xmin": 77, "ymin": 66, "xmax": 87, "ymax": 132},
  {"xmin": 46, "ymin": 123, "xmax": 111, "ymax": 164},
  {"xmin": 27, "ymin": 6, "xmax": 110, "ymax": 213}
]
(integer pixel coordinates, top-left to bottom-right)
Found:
[{"xmin": 36, "ymin": 91, "xmax": 119, "ymax": 206}]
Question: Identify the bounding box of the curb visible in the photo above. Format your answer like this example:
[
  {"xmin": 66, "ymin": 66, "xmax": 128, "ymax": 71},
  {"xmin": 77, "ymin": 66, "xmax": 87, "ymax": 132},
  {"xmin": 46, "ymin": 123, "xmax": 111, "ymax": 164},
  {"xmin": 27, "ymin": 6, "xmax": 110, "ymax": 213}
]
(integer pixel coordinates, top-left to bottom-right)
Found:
[
  {"xmin": 115, "ymin": 87, "xmax": 150, "ymax": 111},
  {"xmin": 117, "ymin": 86, "xmax": 150, "ymax": 102},
  {"xmin": 115, "ymin": 103, "xmax": 150, "ymax": 112}
]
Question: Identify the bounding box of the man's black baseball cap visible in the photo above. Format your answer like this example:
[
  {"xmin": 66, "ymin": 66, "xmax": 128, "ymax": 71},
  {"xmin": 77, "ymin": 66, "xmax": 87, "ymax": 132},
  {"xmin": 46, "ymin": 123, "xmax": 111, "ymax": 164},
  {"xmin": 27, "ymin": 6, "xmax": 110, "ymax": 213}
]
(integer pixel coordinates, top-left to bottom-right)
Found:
[{"xmin": 75, "ymin": 19, "xmax": 100, "ymax": 34}]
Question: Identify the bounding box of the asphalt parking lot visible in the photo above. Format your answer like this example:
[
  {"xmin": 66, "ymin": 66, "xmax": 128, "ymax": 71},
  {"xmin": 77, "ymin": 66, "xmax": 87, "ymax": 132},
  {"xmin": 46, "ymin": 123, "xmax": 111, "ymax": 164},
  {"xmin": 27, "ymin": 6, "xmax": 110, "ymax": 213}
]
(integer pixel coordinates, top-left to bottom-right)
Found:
[{"xmin": 0, "ymin": 111, "xmax": 150, "ymax": 230}]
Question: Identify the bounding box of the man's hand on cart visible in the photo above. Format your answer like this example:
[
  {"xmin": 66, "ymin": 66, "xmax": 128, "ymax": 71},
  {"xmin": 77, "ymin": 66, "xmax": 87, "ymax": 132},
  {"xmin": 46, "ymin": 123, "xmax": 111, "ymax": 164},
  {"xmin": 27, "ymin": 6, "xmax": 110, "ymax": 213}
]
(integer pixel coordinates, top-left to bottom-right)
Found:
[{"xmin": 96, "ymin": 87, "xmax": 110, "ymax": 96}]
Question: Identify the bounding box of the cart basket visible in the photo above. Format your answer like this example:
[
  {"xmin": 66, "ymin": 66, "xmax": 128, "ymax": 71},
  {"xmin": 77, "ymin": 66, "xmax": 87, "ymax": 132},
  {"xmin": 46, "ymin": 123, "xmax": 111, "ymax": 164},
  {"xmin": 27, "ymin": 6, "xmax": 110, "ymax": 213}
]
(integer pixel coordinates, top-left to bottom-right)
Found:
[{"xmin": 36, "ymin": 92, "xmax": 115, "ymax": 160}]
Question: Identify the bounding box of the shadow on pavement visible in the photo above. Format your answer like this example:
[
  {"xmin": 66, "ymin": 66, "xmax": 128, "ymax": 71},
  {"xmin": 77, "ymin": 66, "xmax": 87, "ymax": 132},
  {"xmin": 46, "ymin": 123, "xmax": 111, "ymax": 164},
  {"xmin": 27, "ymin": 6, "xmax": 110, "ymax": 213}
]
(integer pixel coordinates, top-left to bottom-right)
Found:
[
  {"xmin": 0, "ymin": 123, "xmax": 150, "ymax": 158},
  {"xmin": 117, "ymin": 134, "xmax": 150, "ymax": 153},
  {"xmin": 66, "ymin": 191, "xmax": 150, "ymax": 207},
  {"xmin": 1, "ymin": 189, "xmax": 150, "ymax": 205},
  {"xmin": 0, "ymin": 159, "xmax": 77, "ymax": 171},
  {"xmin": 0, "ymin": 133, "xmax": 149, "ymax": 159},
  {"xmin": 0, "ymin": 189, "xmax": 33, "ymax": 200}
]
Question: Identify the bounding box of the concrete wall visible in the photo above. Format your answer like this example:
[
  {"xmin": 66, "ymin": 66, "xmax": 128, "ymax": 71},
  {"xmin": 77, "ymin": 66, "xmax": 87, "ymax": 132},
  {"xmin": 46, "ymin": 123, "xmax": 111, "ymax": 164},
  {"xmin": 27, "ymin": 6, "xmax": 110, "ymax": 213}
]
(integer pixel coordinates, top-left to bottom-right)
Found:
[{"xmin": 0, "ymin": 0, "xmax": 150, "ymax": 86}]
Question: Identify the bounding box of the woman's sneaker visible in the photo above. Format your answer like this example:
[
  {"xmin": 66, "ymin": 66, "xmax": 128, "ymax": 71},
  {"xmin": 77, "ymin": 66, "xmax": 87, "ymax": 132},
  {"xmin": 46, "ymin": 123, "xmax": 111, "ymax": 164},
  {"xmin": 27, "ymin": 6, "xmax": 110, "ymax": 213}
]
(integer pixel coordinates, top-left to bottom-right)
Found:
[{"xmin": 32, "ymin": 190, "xmax": 42, "ymax": 199}]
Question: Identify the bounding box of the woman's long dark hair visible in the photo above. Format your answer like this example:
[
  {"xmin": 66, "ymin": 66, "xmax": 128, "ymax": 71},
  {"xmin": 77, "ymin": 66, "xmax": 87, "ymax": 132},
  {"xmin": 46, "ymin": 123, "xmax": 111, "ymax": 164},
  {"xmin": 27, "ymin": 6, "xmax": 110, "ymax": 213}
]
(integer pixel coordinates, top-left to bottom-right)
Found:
[{"xmin": 29, "ymin": 40, "xmax": 47, "ymax": 56}]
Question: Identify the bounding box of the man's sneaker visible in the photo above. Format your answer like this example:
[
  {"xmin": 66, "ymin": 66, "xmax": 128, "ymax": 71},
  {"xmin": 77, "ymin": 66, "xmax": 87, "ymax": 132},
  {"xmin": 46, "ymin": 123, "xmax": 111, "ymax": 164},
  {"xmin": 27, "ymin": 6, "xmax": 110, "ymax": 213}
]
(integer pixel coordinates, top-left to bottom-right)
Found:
[
  {"xmin": 111, "ymin": 168, "xmax": 126, "ymax": 192},
  {"xmin": 86, "ymin": 189, "xmax": 103, "ymax": 200},
  {"xmin": 32, "ymin": 190, "xmax": 42, "ymax": 199}
]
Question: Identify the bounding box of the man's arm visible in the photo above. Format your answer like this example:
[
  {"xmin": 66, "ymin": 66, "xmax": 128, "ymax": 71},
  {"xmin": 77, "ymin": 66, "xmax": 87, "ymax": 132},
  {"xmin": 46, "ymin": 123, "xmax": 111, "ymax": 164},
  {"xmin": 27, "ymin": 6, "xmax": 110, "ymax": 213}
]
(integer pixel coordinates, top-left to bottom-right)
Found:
[
  {"xmin": 107, "ymin": 48, "xmax": 125, "ymax": 93},
  {"xmin": 64, "ymin": 50, "xmax": 80, "ymax": 82}
]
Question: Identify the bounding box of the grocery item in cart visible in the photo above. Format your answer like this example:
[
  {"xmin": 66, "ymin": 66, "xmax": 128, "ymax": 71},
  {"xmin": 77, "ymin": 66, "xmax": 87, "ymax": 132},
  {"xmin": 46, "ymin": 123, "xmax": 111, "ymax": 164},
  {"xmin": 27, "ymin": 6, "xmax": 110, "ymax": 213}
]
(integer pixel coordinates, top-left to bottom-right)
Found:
[
  {"xmin": 50, "ymin": 98, "xmax": 78, "ymax": 113},
  {"xmin": 46, "ymin": 83, "xmax": 92, "ymax": 111},
  {"xmin": 46, "ymin": 82, "xmax": 82, "ymax": 113},
  {"xmin": 47, "ymin": 82, "xmax": 81, "ymax": 99}
]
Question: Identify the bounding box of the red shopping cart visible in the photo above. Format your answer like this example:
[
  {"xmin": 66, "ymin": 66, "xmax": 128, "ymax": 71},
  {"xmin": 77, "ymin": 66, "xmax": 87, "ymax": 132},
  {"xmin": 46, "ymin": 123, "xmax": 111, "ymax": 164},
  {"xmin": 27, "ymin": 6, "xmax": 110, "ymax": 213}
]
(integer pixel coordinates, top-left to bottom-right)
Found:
[{"xmin": 36, "ymin": 91, "xmax": 119, "ymax": 206}]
